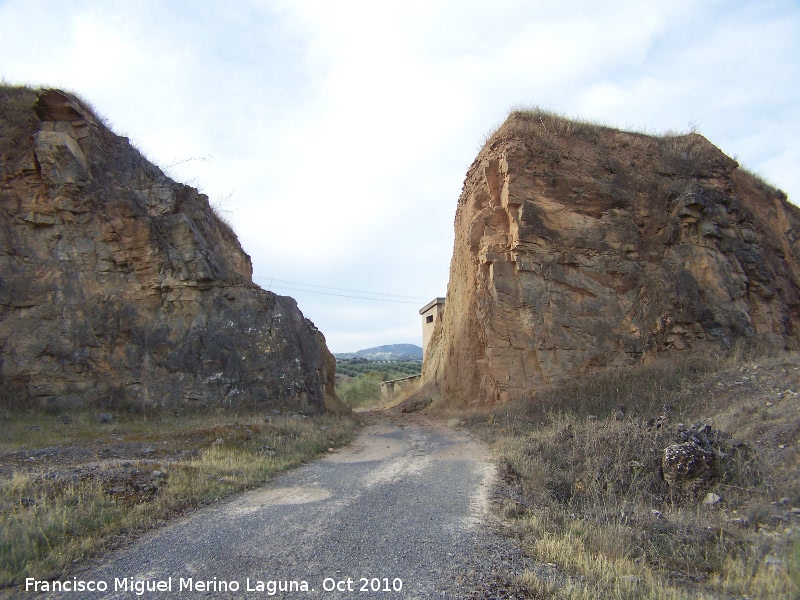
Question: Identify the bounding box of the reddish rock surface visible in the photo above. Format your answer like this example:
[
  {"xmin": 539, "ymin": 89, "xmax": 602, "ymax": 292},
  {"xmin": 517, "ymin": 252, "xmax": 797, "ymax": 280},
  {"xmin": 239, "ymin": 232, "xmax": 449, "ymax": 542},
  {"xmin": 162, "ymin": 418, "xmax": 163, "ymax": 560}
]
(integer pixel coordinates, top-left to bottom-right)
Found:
[
  {"xmin": 423, "ymin": 111, "xmax": 800, "ymax": 405},
  {"xmin": 0, "ymin": 88, "xmax": 342, "ymax": 413}
]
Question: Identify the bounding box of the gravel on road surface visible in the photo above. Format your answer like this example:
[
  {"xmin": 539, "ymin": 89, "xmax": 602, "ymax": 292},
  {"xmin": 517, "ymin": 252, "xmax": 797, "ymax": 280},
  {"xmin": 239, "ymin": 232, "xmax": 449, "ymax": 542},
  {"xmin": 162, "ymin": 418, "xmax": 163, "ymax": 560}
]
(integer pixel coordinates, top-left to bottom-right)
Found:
[{"xmin": 33, "ymin": 413, "xmax": 531, "ymax": 599}]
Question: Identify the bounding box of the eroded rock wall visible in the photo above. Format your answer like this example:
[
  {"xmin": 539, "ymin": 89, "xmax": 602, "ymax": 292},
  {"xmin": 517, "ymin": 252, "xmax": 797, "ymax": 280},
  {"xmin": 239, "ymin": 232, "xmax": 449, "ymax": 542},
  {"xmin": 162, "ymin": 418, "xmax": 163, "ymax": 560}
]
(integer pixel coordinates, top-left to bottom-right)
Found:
[
  {"xmin": 0, "ymin": 87, "xmax": 342, "ymax": 413},
  {"xmin": 424, "ymin": 112, "xmax": 800, "ymax": 405}
]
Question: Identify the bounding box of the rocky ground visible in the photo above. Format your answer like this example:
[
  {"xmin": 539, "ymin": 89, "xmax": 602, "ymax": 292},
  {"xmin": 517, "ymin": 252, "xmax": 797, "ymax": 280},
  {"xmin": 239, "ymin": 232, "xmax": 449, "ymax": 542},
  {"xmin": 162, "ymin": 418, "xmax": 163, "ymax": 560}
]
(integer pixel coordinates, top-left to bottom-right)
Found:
[
  {"xmin": 4, "ymin": 354, "xmax": 799, "ymax": 598},
  {"xmin": 11, "ymin": 412, "xmax": 533, "ymax": 600},
  {"xmin": 1, "ymin": 417, "xmax": 247, "ymax": 506},
  {"xmin": 462, "ymin": 352, "xmax": 800, "ymax": 598},
  {"xmin": 0, "ymin": 407, "xmax": 358, "ymax": 593},
  {"xmin": 1, "ymin": 408, "xmax": 351, "ymax": 509}
]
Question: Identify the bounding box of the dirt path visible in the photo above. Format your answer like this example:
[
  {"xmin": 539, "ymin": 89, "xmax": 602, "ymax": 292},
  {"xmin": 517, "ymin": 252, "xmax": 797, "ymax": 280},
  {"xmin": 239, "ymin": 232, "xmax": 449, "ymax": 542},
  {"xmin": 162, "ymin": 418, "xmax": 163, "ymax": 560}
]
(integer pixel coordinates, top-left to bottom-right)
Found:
[{"xmin": 35, "ymin": 412, "xmax": 528, "ymax": 599}]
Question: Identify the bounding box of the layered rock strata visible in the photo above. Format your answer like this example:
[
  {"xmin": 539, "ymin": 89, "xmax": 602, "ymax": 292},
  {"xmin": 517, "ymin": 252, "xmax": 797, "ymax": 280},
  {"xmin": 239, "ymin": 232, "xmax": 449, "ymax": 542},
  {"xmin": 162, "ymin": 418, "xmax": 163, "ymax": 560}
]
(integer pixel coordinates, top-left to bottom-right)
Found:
[
  {"xmin": 0, "ymin": 87, "xmax": 342, "ymax": 413},
  {"xmin": 424, "ymin": 111, "xmax": 800, "ymax": 404}
]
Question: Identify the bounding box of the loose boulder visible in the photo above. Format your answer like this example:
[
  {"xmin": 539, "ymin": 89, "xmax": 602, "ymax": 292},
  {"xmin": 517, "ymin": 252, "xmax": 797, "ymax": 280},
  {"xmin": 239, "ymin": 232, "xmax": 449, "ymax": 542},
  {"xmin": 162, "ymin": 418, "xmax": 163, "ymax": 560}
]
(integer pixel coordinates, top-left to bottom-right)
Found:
[{"xmin": 661, "ymin": 442, "xmax": 716, "ymax": 491}]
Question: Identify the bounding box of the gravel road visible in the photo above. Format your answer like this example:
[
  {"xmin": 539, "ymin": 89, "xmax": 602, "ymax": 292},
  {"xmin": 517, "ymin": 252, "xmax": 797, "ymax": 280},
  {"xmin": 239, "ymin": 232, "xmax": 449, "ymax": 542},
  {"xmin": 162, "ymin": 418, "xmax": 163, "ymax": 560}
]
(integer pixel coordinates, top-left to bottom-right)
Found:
[{"xmin": 34, "ymin": 413, "xmax": 530, "ymax": 599}]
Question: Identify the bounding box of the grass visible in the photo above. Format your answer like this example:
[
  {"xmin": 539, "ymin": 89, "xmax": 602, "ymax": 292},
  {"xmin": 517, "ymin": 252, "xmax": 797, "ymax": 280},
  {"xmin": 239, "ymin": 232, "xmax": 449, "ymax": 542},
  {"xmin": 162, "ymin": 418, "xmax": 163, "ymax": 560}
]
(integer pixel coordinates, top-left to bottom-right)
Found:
[
  {"xmin": 481, "ymin": 106, "xmax": 760, "ymax": 185},
  {"xmin": 484, "ymin": 106, "xmax": 608, "ymax": 150},
  {"xmin": 335, "ymin": 368, "xmax": 421, "ymax": 410},
  {"xmin": 0, "ymin": 85, "xmax": 40, "ymax": 175},
  {"xmin": 336, "ymin": 372, "xmax": 385, "ymax": 409},
  {"xmin": 0, "ymin": 407, "xmax": 357, "ymax": 588},
  {"xmin": 486, "ymin": 105, "xmax": 702, "ymax": 149},
  {"xmin": 739, "ymin": 165, "xmax": 788, "ymax": 199},
  {"xmin": 460, "ymin": 350, "xmax": 800, "ymax": 599}
]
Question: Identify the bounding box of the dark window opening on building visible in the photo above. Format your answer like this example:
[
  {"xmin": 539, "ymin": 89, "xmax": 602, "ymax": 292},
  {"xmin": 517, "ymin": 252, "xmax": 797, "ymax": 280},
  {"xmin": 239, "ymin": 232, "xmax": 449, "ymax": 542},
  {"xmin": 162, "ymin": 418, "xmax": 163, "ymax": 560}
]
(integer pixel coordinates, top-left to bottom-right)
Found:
[{"xmin": 426, "ymin": 315, "xmax": 434, "ymax": 323}]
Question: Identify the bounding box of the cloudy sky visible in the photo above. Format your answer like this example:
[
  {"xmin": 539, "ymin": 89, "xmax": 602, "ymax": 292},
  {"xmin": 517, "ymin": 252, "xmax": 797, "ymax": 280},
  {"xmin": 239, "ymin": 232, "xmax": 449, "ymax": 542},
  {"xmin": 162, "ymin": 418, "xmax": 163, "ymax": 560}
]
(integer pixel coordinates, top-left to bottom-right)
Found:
[{"xmin": 1, "ymin": 0, "xmax": 798, "ymax": 352}]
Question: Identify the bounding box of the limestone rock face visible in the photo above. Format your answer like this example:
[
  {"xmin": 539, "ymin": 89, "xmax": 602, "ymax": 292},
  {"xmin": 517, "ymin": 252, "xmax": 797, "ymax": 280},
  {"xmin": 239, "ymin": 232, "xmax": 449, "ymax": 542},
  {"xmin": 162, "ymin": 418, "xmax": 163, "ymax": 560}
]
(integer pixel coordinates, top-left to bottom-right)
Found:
[
  {"xmin": 0, "ymin": 87, "xmax": 343, "ymax": 413},
  {"xmin": 424, "ymin": 111, "xmax": 800, "ymax": 405}
]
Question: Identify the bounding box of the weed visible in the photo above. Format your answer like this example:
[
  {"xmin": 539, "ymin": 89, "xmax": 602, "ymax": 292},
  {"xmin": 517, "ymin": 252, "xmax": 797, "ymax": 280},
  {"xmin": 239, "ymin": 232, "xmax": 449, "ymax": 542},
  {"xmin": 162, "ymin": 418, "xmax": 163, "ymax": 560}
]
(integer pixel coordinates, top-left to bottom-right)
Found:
[
  {"xmin": 0, "ymin": 408, "xmax": 357, "ymax": 587},
  {"xmin": 468, "ymin": 351, "xmax": 800, "ymax": 598},
  {"xmin": 335, "ymin": 367, "xmax": 421, "ymax": 410},
  {"xmin": 739, "ymin": 166, "xmax": 787, "ymax": 199},
  {"xmin": 0, "ymin": 85, "xmax": 40, "ymax": 180},
  {"xmin": 482, "ymin": 106, "xmax": 607, "ymax": 151},
  {"xmin": 336, "ymin": 372, "xmax": 384, "ymax": 409},
  {"xmin": 790, "ymin": 539, "xmax": 800, "ymax": 594}
]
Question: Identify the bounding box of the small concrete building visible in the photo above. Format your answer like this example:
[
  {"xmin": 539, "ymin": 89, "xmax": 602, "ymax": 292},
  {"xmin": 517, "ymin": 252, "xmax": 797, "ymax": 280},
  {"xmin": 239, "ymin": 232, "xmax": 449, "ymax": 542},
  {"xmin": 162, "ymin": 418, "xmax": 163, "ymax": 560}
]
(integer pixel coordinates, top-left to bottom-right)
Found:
[{"xmin": 419, "ymin": 297, "xmax": 445, "ymax": 360}]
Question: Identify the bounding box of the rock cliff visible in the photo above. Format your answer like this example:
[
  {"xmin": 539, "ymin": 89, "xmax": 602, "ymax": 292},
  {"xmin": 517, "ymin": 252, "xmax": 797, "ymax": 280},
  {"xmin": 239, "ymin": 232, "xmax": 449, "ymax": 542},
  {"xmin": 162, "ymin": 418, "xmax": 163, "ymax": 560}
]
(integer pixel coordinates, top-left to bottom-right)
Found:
[
  {"xmin": 0, "ymin": 87, "xmax": 342, "ymax": 413},
  {"xmin": 423, "ymin": 110, "xmax": 800, "ymax": 405}
]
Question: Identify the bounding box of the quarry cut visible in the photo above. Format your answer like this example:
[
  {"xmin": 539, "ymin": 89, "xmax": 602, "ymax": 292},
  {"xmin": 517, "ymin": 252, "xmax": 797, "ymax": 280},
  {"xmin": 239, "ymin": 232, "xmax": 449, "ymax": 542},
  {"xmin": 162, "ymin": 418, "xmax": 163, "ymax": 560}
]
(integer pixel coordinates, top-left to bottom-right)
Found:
[
  {"xmin": 423, "ymin": 111, "xmax": 800, "ymax": 405},
  {"xmin": 0, "ymin": 88, "xmax": 342, "ymax": 413}
]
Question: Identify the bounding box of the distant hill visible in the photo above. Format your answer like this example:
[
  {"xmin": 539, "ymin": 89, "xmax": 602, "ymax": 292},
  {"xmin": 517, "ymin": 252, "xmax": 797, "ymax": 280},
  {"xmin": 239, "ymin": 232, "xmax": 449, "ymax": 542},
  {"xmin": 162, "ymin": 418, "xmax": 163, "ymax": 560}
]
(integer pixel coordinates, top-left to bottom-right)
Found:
[{"xmin": 335, "ymin": 344, "xmax": 423, "ymax": 361}]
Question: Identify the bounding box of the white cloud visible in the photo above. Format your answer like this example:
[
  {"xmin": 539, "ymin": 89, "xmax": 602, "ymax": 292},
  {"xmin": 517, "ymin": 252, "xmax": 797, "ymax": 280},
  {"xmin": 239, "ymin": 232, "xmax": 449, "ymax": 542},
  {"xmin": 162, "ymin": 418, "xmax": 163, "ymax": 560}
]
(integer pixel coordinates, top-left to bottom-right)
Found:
[{"xmin": 1, "ymin": 0, "xmax": 798, "ymax": 351}]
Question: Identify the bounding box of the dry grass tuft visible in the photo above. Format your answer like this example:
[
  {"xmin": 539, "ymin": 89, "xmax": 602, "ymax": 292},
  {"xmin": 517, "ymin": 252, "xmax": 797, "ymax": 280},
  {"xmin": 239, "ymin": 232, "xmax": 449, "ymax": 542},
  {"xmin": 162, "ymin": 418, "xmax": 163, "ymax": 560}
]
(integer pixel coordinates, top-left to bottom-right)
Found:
[
  {"xmin": 0, "ymin": 408, "xmax": 357, "ymax": 588},
  {"xmin": 0, "ymin": 85, "xmax": 40, "ymax": 179},
  {"xmin": 335, "ymin": 370, "xmax": 421, "ymax": 411},
  {"xmin": 467, "ymin": 350, "xmax": 800, "ymax": 599},
  {"xmin": 483, "ymin": 106, "xmax": 608, "ymax": 150}
]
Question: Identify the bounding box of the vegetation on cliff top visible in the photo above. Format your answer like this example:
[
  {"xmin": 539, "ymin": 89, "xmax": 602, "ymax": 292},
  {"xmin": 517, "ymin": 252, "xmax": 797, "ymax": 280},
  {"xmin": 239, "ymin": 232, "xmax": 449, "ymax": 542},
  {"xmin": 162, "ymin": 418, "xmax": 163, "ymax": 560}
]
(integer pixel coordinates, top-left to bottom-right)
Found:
[{"xmin": 485, "ymin": 106, "xmax": 788, "ymax": 199}]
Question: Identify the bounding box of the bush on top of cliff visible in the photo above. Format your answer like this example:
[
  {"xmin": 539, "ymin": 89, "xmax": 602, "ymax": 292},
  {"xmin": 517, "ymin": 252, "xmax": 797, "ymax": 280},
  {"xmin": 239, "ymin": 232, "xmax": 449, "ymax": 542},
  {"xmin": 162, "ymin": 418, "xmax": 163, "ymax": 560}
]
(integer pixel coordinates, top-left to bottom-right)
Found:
[
  {"xmin": 500, "ymin": 107, "xmax": 609, "ymax": 143},
  {"xmin": 0, "ymin": 84, "xmax": 109, "ymax": 130},
  {"xmin": 0, "ymin": 84, "xmax": 39, "ymax": 116},
  {"xmin": 0, "ymin": 85, "xmax": 39, "ymax": 159},
  {"xmin": 487, "ymin": 106, "xmax": 707, "ymax": 148},
  {"xmin": 483, "ymin": 105, "xmax": 789, "ymax": 199}
]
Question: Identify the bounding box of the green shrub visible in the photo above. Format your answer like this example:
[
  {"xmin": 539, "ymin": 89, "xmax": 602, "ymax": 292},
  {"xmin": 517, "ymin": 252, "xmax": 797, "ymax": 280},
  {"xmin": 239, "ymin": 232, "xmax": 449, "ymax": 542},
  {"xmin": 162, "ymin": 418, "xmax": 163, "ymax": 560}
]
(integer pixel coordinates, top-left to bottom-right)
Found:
[{"xmin": 336, "ymin": 373, "xmax": 383, "ymax": 408}]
